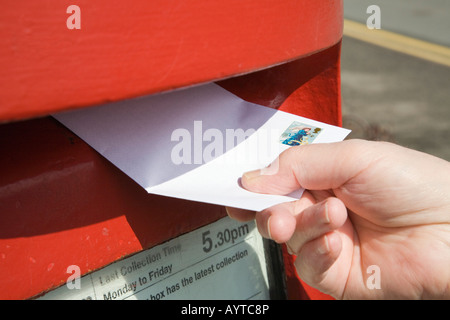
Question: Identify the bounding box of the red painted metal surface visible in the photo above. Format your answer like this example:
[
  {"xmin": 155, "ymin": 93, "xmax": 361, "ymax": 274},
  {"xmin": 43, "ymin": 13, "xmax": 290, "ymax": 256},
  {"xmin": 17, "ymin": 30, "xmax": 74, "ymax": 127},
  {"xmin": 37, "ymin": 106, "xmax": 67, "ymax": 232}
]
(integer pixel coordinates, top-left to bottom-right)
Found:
[
  {"xmin": 0, "ymin": 0, "xmax": 343, "ymax": 300},
  {"xmin": 0, "ymin": 43, "xmax": 342, "ymax": 299},
  {"xmin": 0, "ymin": 116, "xmax": 227, "ymax": 299},
  {"xmin": 0, "ymin": 0, "xmax": 342, "ymax": 122}
]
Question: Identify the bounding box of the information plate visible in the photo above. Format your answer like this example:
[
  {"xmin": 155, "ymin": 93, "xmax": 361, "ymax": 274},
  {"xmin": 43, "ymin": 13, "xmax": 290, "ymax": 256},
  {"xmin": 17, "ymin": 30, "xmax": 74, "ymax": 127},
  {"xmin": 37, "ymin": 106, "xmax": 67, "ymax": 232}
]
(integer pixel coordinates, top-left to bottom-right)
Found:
[{"xmin": 39, "ymin": 216, "xmax": 282, "ymax": 300}]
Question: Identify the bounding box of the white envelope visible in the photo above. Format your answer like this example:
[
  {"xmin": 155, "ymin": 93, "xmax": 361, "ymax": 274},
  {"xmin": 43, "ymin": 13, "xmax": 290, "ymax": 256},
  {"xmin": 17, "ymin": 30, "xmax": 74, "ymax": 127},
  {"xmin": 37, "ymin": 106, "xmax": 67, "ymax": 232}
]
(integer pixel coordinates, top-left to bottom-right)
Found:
[{"xmin": 54, "ymin": 83, "xmax": 350, "ymax": 211}]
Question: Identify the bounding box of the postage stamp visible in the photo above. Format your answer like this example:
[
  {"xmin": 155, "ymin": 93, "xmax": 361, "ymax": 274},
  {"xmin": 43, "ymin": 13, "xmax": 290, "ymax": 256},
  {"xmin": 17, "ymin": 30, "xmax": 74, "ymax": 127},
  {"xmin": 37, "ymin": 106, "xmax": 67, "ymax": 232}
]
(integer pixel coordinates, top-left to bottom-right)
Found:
[{"xmin": 279, "ymin": 121, "xmax": 322, "ymax": 146}]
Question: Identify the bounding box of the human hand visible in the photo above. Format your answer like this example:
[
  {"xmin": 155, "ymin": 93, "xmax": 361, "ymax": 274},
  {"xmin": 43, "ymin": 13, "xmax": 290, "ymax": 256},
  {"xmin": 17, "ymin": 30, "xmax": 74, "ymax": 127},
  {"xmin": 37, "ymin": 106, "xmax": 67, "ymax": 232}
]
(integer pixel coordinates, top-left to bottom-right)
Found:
[{"xmin": 226, "ymin": 139, "xmax": 450, "ymax": 299}]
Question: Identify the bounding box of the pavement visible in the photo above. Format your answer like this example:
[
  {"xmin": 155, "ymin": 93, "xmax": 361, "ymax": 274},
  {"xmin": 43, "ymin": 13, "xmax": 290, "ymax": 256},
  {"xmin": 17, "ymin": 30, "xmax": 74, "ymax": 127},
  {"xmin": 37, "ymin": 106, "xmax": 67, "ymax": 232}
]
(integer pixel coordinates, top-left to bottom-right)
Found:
[{"xmin": 341, "ymin": 0, "xmax": 450, "ymax": 161}]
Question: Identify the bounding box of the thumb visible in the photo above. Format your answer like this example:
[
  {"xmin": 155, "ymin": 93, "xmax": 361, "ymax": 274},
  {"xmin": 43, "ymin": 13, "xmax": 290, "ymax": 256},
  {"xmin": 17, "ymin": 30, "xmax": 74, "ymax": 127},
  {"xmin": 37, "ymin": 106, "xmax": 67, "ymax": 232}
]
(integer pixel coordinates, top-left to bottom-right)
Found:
[{"xmin": 241, "ymin": 139, "xmax": 374, "ymax": 194}]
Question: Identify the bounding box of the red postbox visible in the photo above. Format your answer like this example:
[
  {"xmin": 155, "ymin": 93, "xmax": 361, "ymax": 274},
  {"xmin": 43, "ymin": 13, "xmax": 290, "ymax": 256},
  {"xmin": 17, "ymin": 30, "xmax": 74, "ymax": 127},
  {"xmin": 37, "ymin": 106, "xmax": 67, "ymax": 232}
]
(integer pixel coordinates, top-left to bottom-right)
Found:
[{"xmin": 0, "ymin": 0, "xmax": 343, "ymax": 300}]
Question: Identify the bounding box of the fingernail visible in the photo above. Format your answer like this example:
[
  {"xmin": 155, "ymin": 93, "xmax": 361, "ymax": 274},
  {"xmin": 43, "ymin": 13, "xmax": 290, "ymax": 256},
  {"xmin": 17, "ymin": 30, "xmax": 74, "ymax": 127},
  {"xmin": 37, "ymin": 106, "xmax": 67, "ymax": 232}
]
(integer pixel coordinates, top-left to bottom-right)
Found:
[
  {"xmin": 266, "ymin": 216, "xmax": 273, "ymax": 240},
  {"xmin": 286, "ymin": 243, "xmax": 294, "ymax": 255},
  {"xmin": 243, "ymin": 169, "xmax": 261, "ymax": 180},
  {"xmin": 317, "ymin": 235, "xmax": 330, "ymax": 255},
  {"xmin": 321, "ymin": 202, "xmax": 330, "ymax": 224}
]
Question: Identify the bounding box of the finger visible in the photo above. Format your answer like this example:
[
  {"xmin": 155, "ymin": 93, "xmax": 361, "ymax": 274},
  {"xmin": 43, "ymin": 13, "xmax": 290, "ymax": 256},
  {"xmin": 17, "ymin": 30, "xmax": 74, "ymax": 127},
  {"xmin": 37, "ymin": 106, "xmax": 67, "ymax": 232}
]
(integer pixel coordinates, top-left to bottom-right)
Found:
[
  {"xmin": 242, "ymin": 139, "xmax": 376, "ymax": 195},
  {"xmin": 295, "ymin": 217, "xmax": 355, "ymax": 298},
  {"xmin": 255, "ymin": 203, "xmax": 296, "ymax": 243},
  {"xmin": 225, "ymin": 207, "xmax": 255, "ymax": 222},
  {"xmin": 294, "ymin": 231, "xmax": 342, "ymax": 292},
  {"xmin": 287, "ymin": 197, "xmax": 347, "ymax": 254},
  {"xmin": 254, "ymin": 191, "xmax": 316, "ymax": 243}
]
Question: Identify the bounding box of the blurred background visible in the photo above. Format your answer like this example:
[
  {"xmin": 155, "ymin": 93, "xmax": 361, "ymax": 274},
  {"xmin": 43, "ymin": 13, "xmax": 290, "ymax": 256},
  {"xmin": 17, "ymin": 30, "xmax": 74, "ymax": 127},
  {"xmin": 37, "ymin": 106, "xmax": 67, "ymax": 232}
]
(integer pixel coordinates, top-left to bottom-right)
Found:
[{"xmin": 341, "ymin": 0, "xmax": 450, "ymax": 160}]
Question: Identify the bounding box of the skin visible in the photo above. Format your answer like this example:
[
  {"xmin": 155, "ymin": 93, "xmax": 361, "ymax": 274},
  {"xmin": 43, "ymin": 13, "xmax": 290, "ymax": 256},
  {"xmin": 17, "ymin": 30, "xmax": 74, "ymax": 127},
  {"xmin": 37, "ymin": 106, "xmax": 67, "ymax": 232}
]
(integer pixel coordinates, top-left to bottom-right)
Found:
[{"xmin": 226, "ymin": 139, "xmax": 450, "ymax": 299}]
